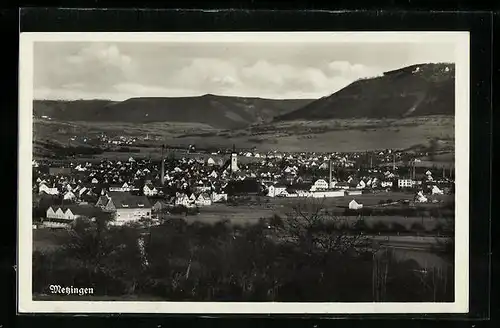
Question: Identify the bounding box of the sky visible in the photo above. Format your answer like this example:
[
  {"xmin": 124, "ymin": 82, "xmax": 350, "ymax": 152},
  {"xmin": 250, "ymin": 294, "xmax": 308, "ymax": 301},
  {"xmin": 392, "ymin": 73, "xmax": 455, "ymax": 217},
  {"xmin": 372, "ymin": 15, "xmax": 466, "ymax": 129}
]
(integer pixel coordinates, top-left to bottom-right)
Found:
[{"xmin": 33, "ymin": 41, "xmax": 456, "ymax": 101}]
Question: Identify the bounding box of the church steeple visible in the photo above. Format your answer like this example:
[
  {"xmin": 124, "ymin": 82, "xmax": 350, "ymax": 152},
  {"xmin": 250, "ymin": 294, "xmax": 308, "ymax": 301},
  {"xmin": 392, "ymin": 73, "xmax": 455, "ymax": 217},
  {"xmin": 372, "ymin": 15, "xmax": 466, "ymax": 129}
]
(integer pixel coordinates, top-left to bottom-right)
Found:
[{"xmin": 230, "ymin": 144, "xmax": 239, "ymax": 172}]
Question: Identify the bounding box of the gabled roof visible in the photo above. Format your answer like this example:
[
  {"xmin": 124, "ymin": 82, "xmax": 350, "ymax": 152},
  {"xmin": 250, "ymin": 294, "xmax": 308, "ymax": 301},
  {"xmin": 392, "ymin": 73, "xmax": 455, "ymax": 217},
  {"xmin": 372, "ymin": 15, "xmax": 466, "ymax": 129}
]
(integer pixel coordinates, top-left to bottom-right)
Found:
[
  {"xmin": 108, "ymin": 192, "xmax": 152, "ymax": 209},
  {"xmin": 97, "ymin": 195, "xmax": 109, "ymax": 206},
  {"xmin": 49, "ymin": 204, "xmax": 97, "ymax": 217},
  {"xmin": 286, "ymin": 183, "xmax": 313, "ymax": 192}
]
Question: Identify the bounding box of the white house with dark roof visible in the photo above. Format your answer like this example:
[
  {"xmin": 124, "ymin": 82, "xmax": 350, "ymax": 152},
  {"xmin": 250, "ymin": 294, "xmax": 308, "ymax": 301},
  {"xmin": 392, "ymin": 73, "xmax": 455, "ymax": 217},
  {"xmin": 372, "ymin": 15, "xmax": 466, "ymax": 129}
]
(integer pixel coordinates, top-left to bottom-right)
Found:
[
  {"xmin": 381, "ymin": 180, "xmax": 393, "ymax": 188},
  {"xmin": 310, "ymin": 179, "xmax": 329, "ymax": 191},
  {"xmin": 175, "ymin": 193, "xmax": 192, "ymax": 207},
  {"xmin": 63, "ymin": 191, "xmax": 76, "ymax": 201},
  {"xmin": 143, "ymin": 184, "xmax": 158, "ymax": 196},
  {"xmin": 109, "ymin": 182, "xmax": 131, "ymax": 192},
  {"xmin": 267, "ymin": 184, "xmax": 287, "ymax": 198},
  {"xmin": 195, "ymin": 193, "xmax": 212, "ymax": 206},
  {"xmin": 39, "ymin": 183, "xmax": 59, "ymax": 195},
  {"xmin": 96, "ymin": 192, "xmax": 151, "ymax": 225},
  {"xmin": 45, "ymin": 205, "xmax": 97, "ymax": 228},
  {"xmin": 152, "ymin": 200, "xmax": 170, "ymax": 212}
]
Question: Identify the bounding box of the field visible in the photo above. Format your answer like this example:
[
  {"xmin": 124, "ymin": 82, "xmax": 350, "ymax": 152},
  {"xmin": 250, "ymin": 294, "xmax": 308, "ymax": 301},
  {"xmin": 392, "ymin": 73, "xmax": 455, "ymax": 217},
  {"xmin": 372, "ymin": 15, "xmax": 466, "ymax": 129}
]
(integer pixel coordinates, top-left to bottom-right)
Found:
[
  {"xmin": 168, "ymin": 117, "xmax": 455, "ymax": 153},
  {"xmin": 33, "ymin": 191, "xmax": 453, "ymax": 255},
  {"xmin": 175, "ymin": 191, "xmax": 450, "ymax": 224},
  {"xmin": 33, "ymin": 116, "xmax": 454, "ymax": 157}
]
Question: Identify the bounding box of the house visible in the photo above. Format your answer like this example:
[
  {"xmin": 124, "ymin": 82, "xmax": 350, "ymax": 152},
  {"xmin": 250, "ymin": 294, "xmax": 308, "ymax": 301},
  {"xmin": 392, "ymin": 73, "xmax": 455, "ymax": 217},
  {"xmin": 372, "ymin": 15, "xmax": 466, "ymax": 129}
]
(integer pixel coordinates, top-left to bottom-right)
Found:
[
  {"xmin": 335, "ymin": 182, "xmax": 350, "ymax": 190},
  {"xmin": 175, "ymin": 193, "xmax": 191, "ymax": 207},
  {"xmin": 195, "ymin": 193, "xmax": 212, "ymax": 206},
  {"xmin": 310, "ymin": 190, "xmax": 346, "ymax": 198},
  {"xmin": 152, "ymin": 200, "xmax": 169, "ymax": 212},
  {"xmin": 96, "ymin": 192, "xmax": 152, "ymax": 225},
  {"xmin": 49, "ymin": 167, "xmax": 71, "ymax": 176},
  {"xmin": 109, "ymin": 182, "xmax": 131, "ymax": 192},
  {"xmin": 384, "ymin": 171, "xmax": 395, "ymax": 179},
  {"xmin": 432, "ymin": 185, "xmax": 444, "ymax": 195},
  {"xmin": 381, "ymin": 180, "xmax": 393, "ymax": 188},
  {"xmin": 77, "ymin": 186, "xmax": 89, "ymax": 198},
  {"xmin": 348, "ymin": 199, "xmax": 364, "ymax": 210},
  {"xmin": 39, "ymin": 184, "xmax": 59, "ymax": 196},
  {"xmin": 63, "ymin": 191, "xmax": 76, "ymax": 201},
  {"xmin": 346, "ymin": 189, "xmax": 362, "ymax": 196},
  {"xmin": 211, "ymin": 192, "xmax": 228, "ymax": 203},
  {"xmin": 415, "ymin": 191, "xmax": 428, "ymax": 203},
  {"xmin": 283, "ymin": 191, "xmax": 298, "ymax": 198},
  {"xmin": 267, "ymin": 184, "xmax": 287, "ymax": 198},
  {"xmin": 286, "ymin": 183, "xmax": 313, "ymax": 195},
  {"xmin": 44, "ymin": 204, "xmax": 97, "ymax": 228},
  {"xmin": 224, "ymin": 179, "xmax": 262, "ymax": 196},
  {"xmin": 143, "ymin": 184, "xmax": 158, "ymax": 196},
  {"xmin": 356, "ymin": 180, "xmax": 366, "ymax": 189},
  {"xmin": 310, "ymin": 179, "xmax": 329, "ymax": 191},
  {"xmin": 398, "ymin": 178, "xmax": 415, "ymax": 188}
]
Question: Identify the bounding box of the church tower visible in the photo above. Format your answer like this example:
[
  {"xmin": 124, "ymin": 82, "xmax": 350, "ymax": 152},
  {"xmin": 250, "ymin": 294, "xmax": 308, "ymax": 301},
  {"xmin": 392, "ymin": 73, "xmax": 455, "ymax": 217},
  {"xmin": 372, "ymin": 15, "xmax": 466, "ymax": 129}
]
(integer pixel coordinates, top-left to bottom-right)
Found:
[{"xmin": 230, "ymin": 144, "xmax": 239, "ymax": 172}]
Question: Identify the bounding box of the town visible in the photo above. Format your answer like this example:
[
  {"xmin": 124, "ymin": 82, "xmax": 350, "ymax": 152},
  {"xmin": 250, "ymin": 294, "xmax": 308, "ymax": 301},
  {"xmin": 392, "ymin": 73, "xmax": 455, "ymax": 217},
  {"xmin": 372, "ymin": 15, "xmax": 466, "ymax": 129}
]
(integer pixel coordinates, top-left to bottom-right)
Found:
[
  {"xmin": 32, "ymin": 144, "xmax": 455, "ymax": 229},
  {"xmin": 27, "ymin": 37, "xmax": 461, "ymax": 304}
]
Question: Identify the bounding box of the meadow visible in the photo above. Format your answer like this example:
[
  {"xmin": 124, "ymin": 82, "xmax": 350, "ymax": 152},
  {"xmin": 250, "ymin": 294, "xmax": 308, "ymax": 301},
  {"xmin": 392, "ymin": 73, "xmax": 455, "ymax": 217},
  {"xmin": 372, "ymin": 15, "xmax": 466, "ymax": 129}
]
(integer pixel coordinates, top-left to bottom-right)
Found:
[{"xmin": 33, "ymin": 116, "xmax": 455, "ymax": 156}]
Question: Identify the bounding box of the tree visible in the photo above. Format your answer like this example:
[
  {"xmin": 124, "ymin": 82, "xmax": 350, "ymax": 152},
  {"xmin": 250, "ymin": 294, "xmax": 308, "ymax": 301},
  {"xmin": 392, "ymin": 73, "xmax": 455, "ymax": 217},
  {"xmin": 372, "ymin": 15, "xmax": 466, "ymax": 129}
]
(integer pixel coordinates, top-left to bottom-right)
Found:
[{"xmin": 279, "ymin": 198, "xmax": 374, "ymax": 257}]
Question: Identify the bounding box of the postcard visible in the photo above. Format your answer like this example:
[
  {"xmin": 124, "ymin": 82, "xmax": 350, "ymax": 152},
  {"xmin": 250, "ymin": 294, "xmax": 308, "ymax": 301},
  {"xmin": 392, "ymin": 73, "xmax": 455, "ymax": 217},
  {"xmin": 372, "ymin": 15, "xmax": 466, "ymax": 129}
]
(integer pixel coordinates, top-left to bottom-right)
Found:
[{"xmin": 18, "ymin": 31, "xmax": 469, "ymax": 314}]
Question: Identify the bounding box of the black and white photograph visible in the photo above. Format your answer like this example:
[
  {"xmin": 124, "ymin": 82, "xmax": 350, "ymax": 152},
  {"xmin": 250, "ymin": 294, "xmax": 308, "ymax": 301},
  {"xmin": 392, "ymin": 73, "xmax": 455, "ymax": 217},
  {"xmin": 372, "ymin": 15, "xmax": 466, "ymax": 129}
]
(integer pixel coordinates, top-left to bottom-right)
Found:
[{"xmin": 18, "ymin": 32, "xmax": 470, "ymax": 314}]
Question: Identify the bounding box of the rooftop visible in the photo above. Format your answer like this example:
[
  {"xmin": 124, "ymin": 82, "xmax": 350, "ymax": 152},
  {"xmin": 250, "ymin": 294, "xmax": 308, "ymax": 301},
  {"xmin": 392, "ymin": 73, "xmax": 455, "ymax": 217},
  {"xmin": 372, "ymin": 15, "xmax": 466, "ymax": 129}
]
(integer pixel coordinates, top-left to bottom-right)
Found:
[{"xmin": 108, "ymin": 191, "xmax": 152, "ymax": 209}]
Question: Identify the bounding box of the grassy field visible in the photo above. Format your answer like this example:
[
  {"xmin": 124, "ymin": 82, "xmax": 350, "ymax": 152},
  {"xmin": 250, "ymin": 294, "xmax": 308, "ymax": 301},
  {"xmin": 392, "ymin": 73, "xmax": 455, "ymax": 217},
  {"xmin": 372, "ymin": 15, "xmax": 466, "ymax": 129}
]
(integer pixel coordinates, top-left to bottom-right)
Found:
[
  {"xmin": 161, "ymin": 192, "xmax": 453, "ymax": 228},
  {"xmin": 33, "ymin": 116, "xmax": 454, "ymax": 156}
]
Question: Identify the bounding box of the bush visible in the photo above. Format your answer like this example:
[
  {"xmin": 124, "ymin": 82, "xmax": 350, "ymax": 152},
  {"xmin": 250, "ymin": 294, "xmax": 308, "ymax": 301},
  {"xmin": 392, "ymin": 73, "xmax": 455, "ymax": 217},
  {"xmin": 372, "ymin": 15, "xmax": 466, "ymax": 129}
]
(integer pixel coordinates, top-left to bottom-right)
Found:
[
  {"xmin": 352, "ymin": 219, "xmax": 368, "ymax": 232},
  {"xmin": 391, "ymin": 222, "xmax": 408, "ymax": 232},
  {"xmin": 410, "ymin": 222, "xmax": 426, "ymax": 232},
  {"xmin": 371, "ymin": 221, "xmax": 390, "ymax": 233},
  {"xmin": 434, "ymin": 221, "xmax": 454, "ymax": 235},
  {"xmin": 269, "ymin": 214, "xmax": 284, "ymax": 228}
]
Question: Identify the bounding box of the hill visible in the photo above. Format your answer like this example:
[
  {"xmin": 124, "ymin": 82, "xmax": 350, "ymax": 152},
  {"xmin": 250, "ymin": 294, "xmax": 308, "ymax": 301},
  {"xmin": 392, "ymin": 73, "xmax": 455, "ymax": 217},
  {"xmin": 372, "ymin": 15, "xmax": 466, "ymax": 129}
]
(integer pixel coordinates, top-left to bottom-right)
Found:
[
  {"xmin": 33, "ymin": 95, "xmax": 313, "ymax": 130},
  {"xmin": 275, "ymin": 63, "xmax": 455, "ymax": 121}
]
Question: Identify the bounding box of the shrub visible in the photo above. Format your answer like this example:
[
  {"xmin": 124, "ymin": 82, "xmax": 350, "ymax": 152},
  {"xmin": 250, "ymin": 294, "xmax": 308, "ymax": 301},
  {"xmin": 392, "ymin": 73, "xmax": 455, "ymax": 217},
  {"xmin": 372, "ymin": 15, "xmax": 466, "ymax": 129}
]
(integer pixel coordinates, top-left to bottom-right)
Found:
[
  {"xmin": 269, "ymin": 214, "xmax": 284, "ymax": 228},
  {"xmin": 391, "ymin": 222, "xmax": 408, "ymax": 232},
  {"xmin": 371, "ymin": 221, "xmax": 390, "ymax": 233},
  {"xmin": 410, "ymin": 222, "xmax": 426, "ymax": 232},
  {"xmin": 353, "ymin": 219, "xmax": 368, "ymax": 232}
]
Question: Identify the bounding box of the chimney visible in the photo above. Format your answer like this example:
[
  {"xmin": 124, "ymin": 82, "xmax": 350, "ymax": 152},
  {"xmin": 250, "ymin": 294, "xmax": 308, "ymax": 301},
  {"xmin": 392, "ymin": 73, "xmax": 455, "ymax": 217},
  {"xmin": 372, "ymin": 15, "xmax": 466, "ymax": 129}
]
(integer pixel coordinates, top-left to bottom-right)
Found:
[
  {"xmin": 161, "ymin": 145, "xmax": 165, "ymax": 186},
  {"xmin": 329, "ymin": 159, "xmax": 332, "ymax": 188}
]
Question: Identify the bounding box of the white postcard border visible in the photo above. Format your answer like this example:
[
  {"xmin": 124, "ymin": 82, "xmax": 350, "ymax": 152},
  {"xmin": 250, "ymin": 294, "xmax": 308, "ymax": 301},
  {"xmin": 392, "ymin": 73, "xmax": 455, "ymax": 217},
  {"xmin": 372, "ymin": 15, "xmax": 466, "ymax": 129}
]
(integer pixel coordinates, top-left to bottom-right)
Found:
[{"xmin": 18, "ymin": 31, "xmax": 470, "ymax": 314}]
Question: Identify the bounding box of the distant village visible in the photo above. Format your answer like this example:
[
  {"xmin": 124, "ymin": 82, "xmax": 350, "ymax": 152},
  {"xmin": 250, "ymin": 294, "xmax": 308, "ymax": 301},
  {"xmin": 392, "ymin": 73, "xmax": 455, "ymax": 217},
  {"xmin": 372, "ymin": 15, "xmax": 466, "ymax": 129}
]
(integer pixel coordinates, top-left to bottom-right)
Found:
[{"xmin": 32, "ymin": 145, "xmax": 455, "ymax": 229}]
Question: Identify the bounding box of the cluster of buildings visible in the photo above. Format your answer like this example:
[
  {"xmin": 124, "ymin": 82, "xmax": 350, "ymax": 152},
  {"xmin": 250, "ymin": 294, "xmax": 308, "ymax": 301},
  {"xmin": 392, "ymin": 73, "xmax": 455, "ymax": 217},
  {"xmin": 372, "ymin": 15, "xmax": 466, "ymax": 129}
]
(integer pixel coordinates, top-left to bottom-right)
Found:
[{"xmin": 33, "ymin": 146, "xmax": 454, "ymax": 229}]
